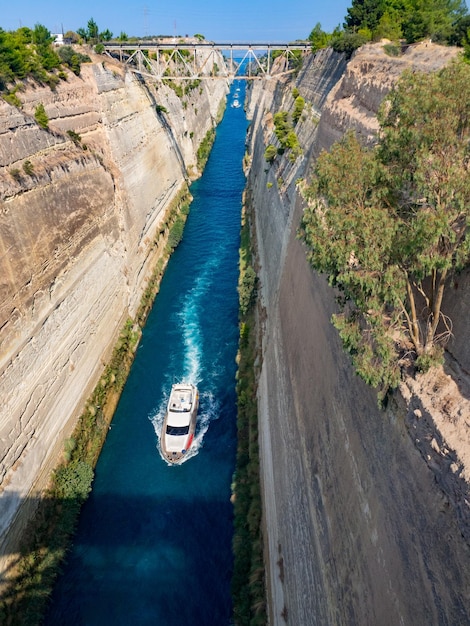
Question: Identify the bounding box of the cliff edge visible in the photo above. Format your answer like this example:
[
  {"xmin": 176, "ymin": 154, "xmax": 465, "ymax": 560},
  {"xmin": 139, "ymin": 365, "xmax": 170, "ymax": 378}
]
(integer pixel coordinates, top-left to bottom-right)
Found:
[
  {"xmin": 246, "ymin": 42, "xmax": 470, "ymax": 625},
  {"xmin": 0, "ymin": 53, "xmax": 227, "ymax": 564}
]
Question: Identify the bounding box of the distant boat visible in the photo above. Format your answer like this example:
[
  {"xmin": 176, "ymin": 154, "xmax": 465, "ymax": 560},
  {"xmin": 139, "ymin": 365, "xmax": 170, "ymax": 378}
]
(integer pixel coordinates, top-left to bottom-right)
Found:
[
  {"xmin": 232, "ymin": 98, "xmax": 241, "ymax": 108},
  {"xmin": 161, "ymin": 383, "xmax": 199, "ymax": 463}
]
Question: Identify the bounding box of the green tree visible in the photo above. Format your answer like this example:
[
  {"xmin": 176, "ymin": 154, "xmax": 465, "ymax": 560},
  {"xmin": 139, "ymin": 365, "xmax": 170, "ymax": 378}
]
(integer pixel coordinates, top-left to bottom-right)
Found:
[
  {"xmin": 308, "ymin": 22, "xmax": 331, "ymax": 52},
  {"xmin": 300, "ymin": 60, "xmax": 470, "ymax": 397},
  {"xmin": 344, "ymin": 0, "xmax": 387, "ymax": 31},
  {"xmin": 100, "ymin": 28, "xmax": 113, "ymax": 41},
  {"xmin": 374, "ymin": 10, "xmax": 403, "ymax": 40},
  {"xmin": 331, "ymin": 29, "xmax": 371, "ymax": 57},
  {"xmin": 448, "ymin": 13, "xmax": 470, "ymax": 46},
  {"xmin": 403, "ymin": 0, "xmax": 468, "ymax": 43},
  {"xmin": 36, "ymin": 43, "xmax": 60, "ymax": 72},
  {"xmin": 87, "ymin": 18, "xmax": 99, "ymax": 43},
  {"xmin": 32, "ymin": 23, "xmax": 53, "ymax": 46},
  {"xmin": 342, "ymin": 0, "xmax": 468, "ymax": 44},
  {"xmin": 76, "ymin": 27, "xmax": 88, "ymax": 42},
  {"xmin": 16, "ymin": 26, "xmax": 33, "ymax": 44},
  {"xmin": 0, "ymin": 29, "xmax": 26, "ymax": 85},
  {"xmin": 292, "ymin": 95, "xmax": 305, "ymax": 124},
  {"xmin": 464, "ymin": 25, "xmax": 470, "ymax": 60}
]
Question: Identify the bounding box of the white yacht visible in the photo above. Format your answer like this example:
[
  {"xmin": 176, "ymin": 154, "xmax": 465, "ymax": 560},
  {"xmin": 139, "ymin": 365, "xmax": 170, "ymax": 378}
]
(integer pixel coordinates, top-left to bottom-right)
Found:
[{"xmin": 161, "ymin": 383, "xmax": 199, "ymax": 463}]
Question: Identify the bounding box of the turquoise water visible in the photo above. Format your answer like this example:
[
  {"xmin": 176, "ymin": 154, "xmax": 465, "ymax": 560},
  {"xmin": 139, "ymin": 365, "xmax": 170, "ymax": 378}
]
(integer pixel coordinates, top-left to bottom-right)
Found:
[{"xmin": 46, "ymin": 83, "xmax": 248, "ymax": 625}]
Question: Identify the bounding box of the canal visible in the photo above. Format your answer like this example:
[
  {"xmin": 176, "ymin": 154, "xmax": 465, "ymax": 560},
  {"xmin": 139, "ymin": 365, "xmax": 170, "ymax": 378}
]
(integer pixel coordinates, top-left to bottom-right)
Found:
[{"xmin": 46, "ymin": 82, "xmax": 248, "ymax": 625}]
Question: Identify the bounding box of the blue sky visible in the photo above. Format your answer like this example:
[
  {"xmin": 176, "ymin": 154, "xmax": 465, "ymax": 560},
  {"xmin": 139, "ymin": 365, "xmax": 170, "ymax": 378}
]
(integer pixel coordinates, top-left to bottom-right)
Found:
[{"xmin": 2, "ymin": 0, "xmax": 352, "ymax": 41}]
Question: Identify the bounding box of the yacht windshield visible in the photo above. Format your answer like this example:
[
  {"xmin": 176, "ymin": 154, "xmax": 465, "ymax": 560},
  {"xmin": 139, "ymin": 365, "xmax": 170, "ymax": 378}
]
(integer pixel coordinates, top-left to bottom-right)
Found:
[{"xmin": 166, "ymin": 425, "xmax": 190, "ymax": 436}]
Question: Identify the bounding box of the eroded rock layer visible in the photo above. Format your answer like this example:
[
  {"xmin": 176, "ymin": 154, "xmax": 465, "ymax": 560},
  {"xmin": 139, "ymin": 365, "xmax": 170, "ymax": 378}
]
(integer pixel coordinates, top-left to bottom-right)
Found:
[{"xmin": 0, "ymin": 54, "xmax": 228, "ymax": 553}]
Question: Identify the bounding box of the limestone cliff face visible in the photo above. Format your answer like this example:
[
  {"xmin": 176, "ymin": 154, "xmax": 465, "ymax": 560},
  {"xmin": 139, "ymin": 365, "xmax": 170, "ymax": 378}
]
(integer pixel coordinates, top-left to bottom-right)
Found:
[
  {"xmin": 246, "ymin": 43, "xmax": 470, "ymax": 625},
  {"xmin": 0, "ymin": 55, "xmax": 227, "ymax": 546}
]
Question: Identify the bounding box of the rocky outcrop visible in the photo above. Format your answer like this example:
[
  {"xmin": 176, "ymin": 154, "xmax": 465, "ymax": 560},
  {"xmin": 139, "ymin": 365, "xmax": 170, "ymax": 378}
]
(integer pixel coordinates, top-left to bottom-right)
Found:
[
  {"xmin": 246, "ymin": 43, "xmax": 470, "ymax": 625},
  {"xmin": 0, "ymin": 53, "xmax": 228, "ymax": 557},
  {"xmin": 314, "ymin": 41, "xmax": 458, "ymax": 153}
]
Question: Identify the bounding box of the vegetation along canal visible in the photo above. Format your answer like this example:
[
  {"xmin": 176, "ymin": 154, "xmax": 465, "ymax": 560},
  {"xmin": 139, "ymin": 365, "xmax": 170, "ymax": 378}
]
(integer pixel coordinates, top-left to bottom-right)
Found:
[{"xmin": 46, "ymin": 82, "xmax": 248, "ymax": 625}]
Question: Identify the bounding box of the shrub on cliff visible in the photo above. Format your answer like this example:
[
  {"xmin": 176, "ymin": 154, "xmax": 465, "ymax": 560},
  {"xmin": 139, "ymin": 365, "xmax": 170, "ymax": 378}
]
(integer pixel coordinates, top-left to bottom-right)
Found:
[
  {"xmin": 57, "ymin": 45, "xmax": 91, "ymax": 75},
  {"xmin": 273, "ymin": 111, "xmax": 289, "ymax": 144},
  {"xmin": 22, "ymin": 160, "xmax": 34, "ymax": 175},
  {"xmin": 197, "ymin": 127, "xmax": 216, "ymax": 170},
  {"xmin": 2, "ymin": 91, "xmax": 22, "ymax": 107},
  {"xmin": 34, "ymin": 103, "xmax": 49, "ymax": 129},
  {"xmin": 67, "ymin": 129, "xmax": 82, "ymax": 144},
  {"xmin": 54, "ymin": 460, "xmax": 94, "ymax": 501},
  {"xmin": 292, "ymin": 95, "xmax": 305, "ymax": 124},
  {"xmin": 299, "ymin": 59, "xmax": 470, "ymax": 401},
  {"xmin": 273, "ymin": 111, "xmax": 302, "ymax": 159},
  {"xmin": 9, "ymin": 168, "xmax": 21, "ymax": 181},
  {"xmin": 232, "ymin": 206, "xmax": 266, "ymax": 625},
  {"xmin": 264, "ymin": 144, "xmax": 277, "ymax": 164},
  {"xmin": 167, "ymin": 217, "xmax": 185, "ymax": 250},
  {"xmin": 238, "ymin": 265, "xmax": 257, "ymax": 316}
]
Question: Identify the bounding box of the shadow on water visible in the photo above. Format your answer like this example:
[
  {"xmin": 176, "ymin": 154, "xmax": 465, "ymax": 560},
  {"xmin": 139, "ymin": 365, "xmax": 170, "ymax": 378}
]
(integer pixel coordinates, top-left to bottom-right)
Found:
[
  {"xmin": 0, "ymin": 487, "xmax": 235, "ymax": 626},
  {"xmin": 51, "ymin": 498, "xmax": 234, "ymax": 625}
]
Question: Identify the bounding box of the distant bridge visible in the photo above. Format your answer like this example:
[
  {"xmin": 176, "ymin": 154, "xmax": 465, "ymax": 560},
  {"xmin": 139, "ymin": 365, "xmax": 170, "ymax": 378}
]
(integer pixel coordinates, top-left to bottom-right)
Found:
[{"xmin": 103, "ymin": 41, "xmax": 311, "ymax": 80}]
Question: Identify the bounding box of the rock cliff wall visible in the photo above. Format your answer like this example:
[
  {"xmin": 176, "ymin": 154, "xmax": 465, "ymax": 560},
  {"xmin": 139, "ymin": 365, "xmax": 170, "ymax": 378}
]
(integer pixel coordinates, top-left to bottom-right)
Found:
[
  {"xmin": 246, "ymin": 43, "xmax": 470, "ymax": 625},
  {"xmin": 0, "ymin": 54, "xmax": 227, "ymax": 555}
]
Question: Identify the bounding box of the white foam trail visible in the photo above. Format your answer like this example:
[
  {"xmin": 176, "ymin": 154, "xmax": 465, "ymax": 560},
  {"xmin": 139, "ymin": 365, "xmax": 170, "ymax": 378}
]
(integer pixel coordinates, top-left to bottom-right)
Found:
[{"xmin": 177, "ymin": 255, "xmax": 219, "ymax": 385}]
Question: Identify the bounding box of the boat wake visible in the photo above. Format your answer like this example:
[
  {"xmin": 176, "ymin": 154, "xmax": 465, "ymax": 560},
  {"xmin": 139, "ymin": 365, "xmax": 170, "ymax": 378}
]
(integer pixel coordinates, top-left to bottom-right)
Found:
[
  {"xmin": 149, "ymin": 239, "xmax": 226, "ymax": 464},
  {"xmin": 174, "ymin": 255, "xmax": 220, "ymax": 385},
  {"xmin": 150, "ymin": 390, "xmax": 219, "ymax": 465}
]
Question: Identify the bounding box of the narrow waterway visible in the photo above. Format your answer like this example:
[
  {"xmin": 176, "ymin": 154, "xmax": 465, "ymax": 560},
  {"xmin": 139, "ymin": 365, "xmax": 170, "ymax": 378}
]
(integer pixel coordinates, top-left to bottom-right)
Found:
[{"xmin": 46, "ymin": 82, "xmax": 248, "ymax": 625}]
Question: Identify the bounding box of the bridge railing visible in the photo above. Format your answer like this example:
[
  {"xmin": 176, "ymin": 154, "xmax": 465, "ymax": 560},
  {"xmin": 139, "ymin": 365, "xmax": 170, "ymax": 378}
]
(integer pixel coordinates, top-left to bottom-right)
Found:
[{"xmin": 103, "ymin": 41, "xmax": 311, "ymax": 81}]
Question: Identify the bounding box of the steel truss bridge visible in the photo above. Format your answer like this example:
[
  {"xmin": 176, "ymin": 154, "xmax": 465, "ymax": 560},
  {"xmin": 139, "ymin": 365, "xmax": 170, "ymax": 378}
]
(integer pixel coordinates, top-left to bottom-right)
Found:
[{"xmin": 103, "ymin": 41, "xmax": 311, "ymax": 80}]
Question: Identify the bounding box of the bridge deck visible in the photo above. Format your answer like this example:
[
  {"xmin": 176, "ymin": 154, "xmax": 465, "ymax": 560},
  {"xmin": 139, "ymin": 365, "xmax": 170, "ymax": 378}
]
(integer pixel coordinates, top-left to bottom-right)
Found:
[
  {"xmin": 104, "ymin": 41, "xmax": 311, "ymax": 81},
  {"xmin": 104, "ymin": 41, "xmax": 311, "ymax": 51}
]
